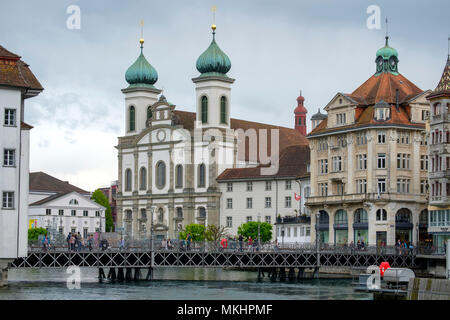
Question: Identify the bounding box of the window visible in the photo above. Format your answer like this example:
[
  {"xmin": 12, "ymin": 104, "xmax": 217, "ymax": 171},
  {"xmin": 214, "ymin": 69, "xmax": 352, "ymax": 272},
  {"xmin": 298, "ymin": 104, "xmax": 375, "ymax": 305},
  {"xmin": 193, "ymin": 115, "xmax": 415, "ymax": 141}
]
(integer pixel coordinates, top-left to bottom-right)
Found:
[
  {"xmin": 335, "ymin": 209, "xmax": 348, "ymax": 224},
  {"xmin": 71, "ymin": 210, "xmax": 76, "ymax": 216},
  {"xmin": 318, "ymin": 138, "xmax": 328, "ymax": 151},
  {"xmin": 265, "ymin": 197, "xmax": 272, "ymax": 208},
  {"xmin": 265, "ymin": 216, "xmax": 271, "ymax": 224},
  {"xmin": 420, "ymin": 155, "xmax": 428, "ymax": 171},
  {"xmin": 377, "ymin": 179, "xmax": 386, "ymax": 194},
  {"xmin": 377, "ymin": 154, "xmax": 386, "ymax": 169},
  {"xmin": 83, "ymin": 210, "xmax": 88, "ymax": 217},
  {"xmin": 376, "ymin": 208, "xmax": 387, "ymax": 221},
  {"xmin": 356, "ymin": 132, "xmax": 367, "ymax": 145},
  {"xmin": 226, "ymin": 182, "xmax": 233, "ymax": 192},
  {"xmin": 198, "ymin": 164, "xmax": 206, "ymax": 187},
  {"xmin": 226, "ymin": 198, "xmax": 233, "ymax": 209},
  {"xmin": 220, "ymin": 96, "xmax": 227, "ymax": 124},
  {"xmin": 129, "ymin": 106, "xmax": 135, "ymax": 131},
  {"xmin": 176, "ymin": 207, "xmax": 183, "ymax": 219},
  {"xmin": 246, "ymin": 197, "xmax": 253, "ymax": 209},
  {"xmin": 377, "ymin": 131, "xmax": 386, "ymax": 144},
  {"xmin": 201, "ymin": 96, "xmax": 208, "ymax": 124},
  {"xmin": 265, "ymin": 181, "xmax": 272, "ymax": 191},
  {"xmin": 356, "ymin": 179, "xmax": 367, "ymax": 194},
  {"xmin": 175, "ymin": 165, "xmax": 183, "ymax": 188},
  {"xmin": 125, "ymin": 169, "xmax": 132, "ymax": 191},
  {"xmin": 158, "ymin": 208, "xmax": 164, "ymax": 222},
  {"xmin": 421, "ymin": 110, "xmax": 429, "ymax": 121},
  {"xmin": 304, "ymin": 186, "xmax": 310, "ymax": 198},
  {"xmin": 71, "ymin": 228, "xmax": 76, "ymax": 234},
  {"xmin": 306, "ymin": 227, "xmax": 310, "ymax": 237},
  {"xmin": 319, "ymin": 159, "xmax": 328, "ymax": 174},
  {"xmin": 58, "ymin": 227, "xmax": 64, "ymax": 234},
  {"xmin": 246, "ymin": 216, "xmax": 253, "ymax": 223},
  {"xmin": 69, "ymin": 199, "xmax": 79, "ymax": 205},
  {"xmin": 4, "ymin": 109, "xmax": 16, "ymax": 126},
  {"xmin": 355, "ymin": 208, "xmax": 368, "ymax": 223},
  {"xmin": 198, "ymin": 207, "xmax": 206, "ymax": 218},
  {"xmin": 156, "ymin": 161, "xmax": 166, "ymax": 189},
  {"xmin": 285, "ymin": 180, "xmax": 292, "ymax": 190},
  {"xmin": 247, "ymin": 181, "xmax": 253, "ymax": 192},
  {"xmin": 397, "ymin": 131, "xmax": 410, "ymax": 144},
  {"xmin": 357, "ymin": 154, "xmax": 367, "ymax": 170},
  {"xmin": 397, "ymin": 154, "xmax": 410, "ymax": 169},
  {"xmin": 420, "ymin": 180, "xmax": 428, "ymax": 194},
  {"xmin": 46, "ymin": 209, "xmax": 51, "ymax": 216},
  {"xmin": 336, "ymin": 113, "xmax": 346, "ymax": 125},
  {"xmin": 3, "ymin": 149, "xmax": 15, "ymax": 166},
  {"xmin": 58, "ymin": 209, "xmax": 64, "ymax": 216},
  {"xmin": 336, "ymin": 182, "xmax": 345, "ymax": 195},
  {"xmin": 332, "ymin": 156, "xmax": 342, "ymax": 172},
  {"xmin": 95, "ymin": 211, "xmax": 100, "ymax": 217},
  {"xmin": 318, "ymin": 183, "xmax": 328, "ymax": 196},
  {"xmin": 285, "ymin": 196, "xmax": 291, "ymax": 208},
  {"xmin": 147, "ymin": 106, "xmax": 152, "ymax": 120},
  {"xmin": 139, "ymin": 167, "xmax": 147, "ymax": 190},
  {"xmin": 396, "ymin": 179, "xmax": 410, "ymax": 193},
  {"xmin": 337, "ymin": 135, "xmax": 346, "ymax": 147},
  {"xmin": 226, "ymin": 216, "xmax": 232, "ymax": 228}
]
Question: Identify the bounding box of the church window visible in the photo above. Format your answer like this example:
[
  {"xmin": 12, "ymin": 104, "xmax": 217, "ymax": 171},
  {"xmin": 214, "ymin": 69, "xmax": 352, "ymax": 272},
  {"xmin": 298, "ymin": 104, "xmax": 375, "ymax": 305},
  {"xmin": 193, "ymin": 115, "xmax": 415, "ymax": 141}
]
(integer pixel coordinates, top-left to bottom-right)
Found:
[
  {"xmin": 147, "ymin": 106, "xmax": 152, "ymax": 120},
  {"xmin": 129, "ymin": 106, "xmax": 135, "ymax": 131},
  {"xmin": 156, "ymin": 161, "xmax": 166, "ymax": 189},
  {"xmin": 175, "ymin": 165, "xmax": 183, "ymax": 188},
  {"xmin": 139, "ymin": 167, "xmax": 147, "ymax": 190},
  {"xmin": 125, "ymin": 169, "xmax": 132, "ymax": 191},
  {"xmin": 198, "ymin": 164, "xmax": 206, "ymax": 187},
  {"xmin": 220, "ymin": 96, "xmax": 227, "ymax": 124},
  {"xmin": 201, "ymin": 96, "xmax": 208, "ymax": 124}
]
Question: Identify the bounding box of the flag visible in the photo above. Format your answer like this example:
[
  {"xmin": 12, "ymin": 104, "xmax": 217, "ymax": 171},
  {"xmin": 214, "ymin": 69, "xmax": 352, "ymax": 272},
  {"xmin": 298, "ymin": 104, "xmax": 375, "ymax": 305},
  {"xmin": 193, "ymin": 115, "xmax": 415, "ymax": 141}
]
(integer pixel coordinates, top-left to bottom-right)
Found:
[{"xmin": 294, "ymin": 193, "xmax": 301, "ymax": 201}]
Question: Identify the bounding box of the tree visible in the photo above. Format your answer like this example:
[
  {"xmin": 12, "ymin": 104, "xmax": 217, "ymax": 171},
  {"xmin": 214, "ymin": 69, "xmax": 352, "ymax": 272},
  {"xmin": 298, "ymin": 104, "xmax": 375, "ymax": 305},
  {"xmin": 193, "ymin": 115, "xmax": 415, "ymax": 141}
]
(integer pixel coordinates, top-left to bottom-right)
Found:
[
  {"xmin": 91, "ymin": 189, "xmax": 114, "ymax": 232},
  {"xmin": 179, "ymin": 224, "xmax": 206, "ymax": 241},
  {"xmin": 205, "ymin": 224, "xmax": 229, "ymax": 242},
  {"xmin": 237, "ymin": 221, "xmax": 272, "ymax": 242},
  {"xmin": 28, "ymin": 227, "xmax": 47, "ymax": 241}
]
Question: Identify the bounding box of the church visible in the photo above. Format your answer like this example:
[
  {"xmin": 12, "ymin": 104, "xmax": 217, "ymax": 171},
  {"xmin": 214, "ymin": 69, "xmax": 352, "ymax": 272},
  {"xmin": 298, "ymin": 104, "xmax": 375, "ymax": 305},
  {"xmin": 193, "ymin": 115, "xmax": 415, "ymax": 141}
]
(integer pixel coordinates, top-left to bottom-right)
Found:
[{"xmin": 115, "ymin": 24, "xmax": 310, "ymax": 241}]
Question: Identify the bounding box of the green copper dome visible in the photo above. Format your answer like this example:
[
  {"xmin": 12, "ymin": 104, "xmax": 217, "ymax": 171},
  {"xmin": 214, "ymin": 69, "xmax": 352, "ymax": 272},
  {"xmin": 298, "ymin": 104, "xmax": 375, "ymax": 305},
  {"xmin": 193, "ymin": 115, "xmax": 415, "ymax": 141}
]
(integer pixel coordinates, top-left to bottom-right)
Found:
[
  {"xmin": 196, "ymin": 29, "xmax": 231, "ymax": 77},
  {"xmin": 376, "ymin": 44, "xmax": 398, "ymax": 60},
  {"xmin": 125, "ymin": 42, "xmax": 158, "ymax": 88},
  {"xmin": 375, "ymin": 36, "xmax": 399, "ymax": 76}
]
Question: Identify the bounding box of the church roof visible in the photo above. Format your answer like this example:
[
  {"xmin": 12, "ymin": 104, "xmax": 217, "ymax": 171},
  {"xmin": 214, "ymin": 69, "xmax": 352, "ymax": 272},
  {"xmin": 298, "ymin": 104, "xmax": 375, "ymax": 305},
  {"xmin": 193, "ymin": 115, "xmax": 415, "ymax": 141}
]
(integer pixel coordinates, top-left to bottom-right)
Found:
[
  {"xmin": 29, "ymin": 172, "xmax": 89, "ymax": 194},
  {"xmin": 195, "ymin": 27, "xmax": 231, "ymax": 78},
  {"xmin": 0, "ymin": 45, "xmax": 43, "ymax": 91},
  {"xmin": 125, "ymin": 41, "xmax": 158, "ymax": 88},
  {"xmin": 216, "ymin": 145, "xmax": 310, "ymax": 180},
  {"xmin": 427, "ymin": 55, "xmax": 450, "ymax": 99}
]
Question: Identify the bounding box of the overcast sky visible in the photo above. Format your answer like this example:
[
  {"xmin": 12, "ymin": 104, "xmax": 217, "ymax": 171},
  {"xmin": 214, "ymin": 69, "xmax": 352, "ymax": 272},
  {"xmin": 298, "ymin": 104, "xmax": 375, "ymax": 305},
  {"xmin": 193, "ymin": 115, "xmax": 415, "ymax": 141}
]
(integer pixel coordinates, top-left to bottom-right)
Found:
[{"xmin": 1, "ymin": 0, "xmax": 449, "ymax": 191}]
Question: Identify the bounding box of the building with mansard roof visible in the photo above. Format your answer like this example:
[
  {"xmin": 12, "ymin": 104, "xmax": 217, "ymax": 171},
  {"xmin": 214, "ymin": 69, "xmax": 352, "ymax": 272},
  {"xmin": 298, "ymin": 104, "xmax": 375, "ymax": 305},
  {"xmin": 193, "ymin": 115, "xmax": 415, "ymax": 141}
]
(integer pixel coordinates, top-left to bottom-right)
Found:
[
  {"xmin": 305, "ymin": 36, "xmax": 431, "ymax": 247},
  {"xmin": 115, "ymin": 25, "xmax": 310, "ymax": 241}
]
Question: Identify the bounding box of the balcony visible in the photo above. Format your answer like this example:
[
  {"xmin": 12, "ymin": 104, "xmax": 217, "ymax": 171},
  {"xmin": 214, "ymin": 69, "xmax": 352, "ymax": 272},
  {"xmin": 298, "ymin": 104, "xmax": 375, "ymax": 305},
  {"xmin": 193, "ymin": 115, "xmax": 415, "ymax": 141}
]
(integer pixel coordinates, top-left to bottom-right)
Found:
[
  {"xmin": 305, "ymin": 193, "xmax": 427, "ymax": 207},
  {"xmin": 430, "ymin": 143, "xmax": 450, "ymax": 154},
  {"xmin": 429, "ymin": 196, "xmax": 450, "ymax": 207}
]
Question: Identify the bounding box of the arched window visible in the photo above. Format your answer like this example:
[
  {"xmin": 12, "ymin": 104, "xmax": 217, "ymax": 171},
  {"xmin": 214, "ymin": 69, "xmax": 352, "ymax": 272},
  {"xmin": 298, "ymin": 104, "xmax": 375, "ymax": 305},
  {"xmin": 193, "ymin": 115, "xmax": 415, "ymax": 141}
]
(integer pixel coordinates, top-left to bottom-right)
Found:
[
  {"xmin": 175, "ymin": 165, "xmax": 183, "ymax": 188},
  {"xmin": 198, "ymin": 163, "xmax": 206, "ymax": 187},
  {"xmin": 125, "ymin": 169, "xmax": 132, "ymax": 191},
  {"xmin": 69, "ymin": 199, "xmax": 79, "ymax": 205},
  {"xmin": 396, "ymin": 208, "xmax": 411, "ymax": 223},
  {"xmin": 198, "ymin": 207, "xmax": 206, "ymax": 218},
  {"xmin": 176, "ymin": 207, "xmax": 183, "ymax": 218},
  {"xmin": 304, "ymin": 186, "xmax": 310, "ymax": 198},
  {"xmin": 354, "ymin": 208, "xmax": 368, "ymax": 223},
  {"xmin": 156, "ymin": 161, "xmax": 166, "ymax": 189},
  {"xmin": 129, "ymin": 106, "xmax": 135, "ymax": 131},
  {"xmin": 139, "ymin": 167, "xmax": 147, "ymax": 190},
  {"xmin": 335, "ymin": 209, "xmax": 348, "ymax": 224},
  {"xmin": 319, "ymin": 210, "xmax": 329, "ymax": 224},
  {"xmin": 201, "ymin": 96, "xmax": 208, "ymax": 124},
  {"xmin": 125, "ymin": 210, "xmax": 132, "ymax": 220},
  {"xmin": 419, "ymin": 209, "xmax": 428, "ymax": 225},
  {"xmin": 140, "ymin": 208, "xmax": 147, "ymax": 220},
  {"xmin": 147, "ymin": 106, "xmax": 152, "ymax": 120},
  {"xmin": 220, "ymin": 96, "xmax": 227, "ymax": 124},
  {"xmin": 376, "ymin": 208, "xmax": 387, "ymax": 221},
  {"xmin": 158, "ymin": 208, "xmax": 164, "ymax": 223}
]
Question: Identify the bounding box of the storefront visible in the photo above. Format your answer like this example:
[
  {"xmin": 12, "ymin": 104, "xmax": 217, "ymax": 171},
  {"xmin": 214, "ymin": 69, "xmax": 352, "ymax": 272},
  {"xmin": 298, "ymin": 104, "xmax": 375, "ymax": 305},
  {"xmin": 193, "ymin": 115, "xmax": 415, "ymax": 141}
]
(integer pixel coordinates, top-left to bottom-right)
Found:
[
  {"xmin": 428, "ymin": 207, "xmax": 450, "ymax": 254},
  {"xmin": 395, "ymin": 208, "xmax": 413, "ymax": 243},
  {"xmin": 318, "ymin": 210, "xmax": 329, "ymax": 245},
  {"xmin": 334, "ymin": 209, "xmax": 348, "ymax": 245},
  {"xmin": 353, "ymin": 208, "xmax": 368, "ymax": 245}
]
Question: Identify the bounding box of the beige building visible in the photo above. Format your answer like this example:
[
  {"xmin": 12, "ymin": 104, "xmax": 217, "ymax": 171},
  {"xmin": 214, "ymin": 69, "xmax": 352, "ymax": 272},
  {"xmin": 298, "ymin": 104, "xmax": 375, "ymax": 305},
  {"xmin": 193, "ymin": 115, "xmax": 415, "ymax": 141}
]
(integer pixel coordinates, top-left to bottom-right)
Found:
[{"xmin": 305, "ymin": 37, "xmax": 431, "ymax": 247}]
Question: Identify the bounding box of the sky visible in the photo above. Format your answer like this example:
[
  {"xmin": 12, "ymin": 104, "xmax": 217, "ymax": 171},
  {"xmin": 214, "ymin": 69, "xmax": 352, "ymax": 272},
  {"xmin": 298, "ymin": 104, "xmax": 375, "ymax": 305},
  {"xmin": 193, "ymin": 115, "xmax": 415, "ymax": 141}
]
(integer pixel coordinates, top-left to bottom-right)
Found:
[{"xmin": 1, "ymin": 0, "xmax": 449, "ymax": 191}]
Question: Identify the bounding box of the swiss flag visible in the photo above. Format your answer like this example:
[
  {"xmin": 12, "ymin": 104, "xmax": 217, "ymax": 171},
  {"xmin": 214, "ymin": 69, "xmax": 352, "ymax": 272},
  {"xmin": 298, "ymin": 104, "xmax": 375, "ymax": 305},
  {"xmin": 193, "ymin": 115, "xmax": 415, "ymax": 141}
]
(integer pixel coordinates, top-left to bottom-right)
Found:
[{"xmin": 294, "ymin": 193, "xmax": 301, "ymax": 201}]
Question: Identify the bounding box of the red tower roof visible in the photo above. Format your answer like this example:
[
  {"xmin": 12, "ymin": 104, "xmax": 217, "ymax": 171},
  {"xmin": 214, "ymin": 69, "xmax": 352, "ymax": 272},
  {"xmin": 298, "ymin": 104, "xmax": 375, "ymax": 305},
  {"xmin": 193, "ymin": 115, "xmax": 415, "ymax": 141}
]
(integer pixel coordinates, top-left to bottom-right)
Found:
[{"xmin": 294, "ymin": 93, "xmax": 307, "ymax": 113}]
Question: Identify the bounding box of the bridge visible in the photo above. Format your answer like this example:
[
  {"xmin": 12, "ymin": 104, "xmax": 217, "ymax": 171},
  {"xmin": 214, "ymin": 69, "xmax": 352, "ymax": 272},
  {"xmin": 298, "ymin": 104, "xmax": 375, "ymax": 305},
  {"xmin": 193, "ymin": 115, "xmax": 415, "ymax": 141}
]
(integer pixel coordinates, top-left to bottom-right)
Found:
[{"xmin": 9, "ymin": 243, "xmax": 426, "ymax": 282}]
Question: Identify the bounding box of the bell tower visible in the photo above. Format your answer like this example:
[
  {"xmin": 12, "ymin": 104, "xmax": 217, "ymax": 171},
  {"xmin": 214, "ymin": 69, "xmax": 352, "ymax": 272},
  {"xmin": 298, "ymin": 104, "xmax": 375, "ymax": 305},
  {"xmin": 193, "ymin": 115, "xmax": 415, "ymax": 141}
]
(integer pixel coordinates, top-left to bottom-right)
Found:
[{"xmin": 294, "ymin": 91, "xmax": 307, "ymax": 136}]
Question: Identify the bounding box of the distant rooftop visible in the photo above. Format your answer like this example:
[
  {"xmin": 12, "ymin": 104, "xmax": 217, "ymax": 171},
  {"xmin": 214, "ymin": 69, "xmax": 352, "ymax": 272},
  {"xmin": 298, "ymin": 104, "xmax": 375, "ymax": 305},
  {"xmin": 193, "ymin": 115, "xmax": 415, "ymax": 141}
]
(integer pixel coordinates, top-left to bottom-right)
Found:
[{"xmin": 29, "ymin": 171, "xmax": 89, "ymax": 194}]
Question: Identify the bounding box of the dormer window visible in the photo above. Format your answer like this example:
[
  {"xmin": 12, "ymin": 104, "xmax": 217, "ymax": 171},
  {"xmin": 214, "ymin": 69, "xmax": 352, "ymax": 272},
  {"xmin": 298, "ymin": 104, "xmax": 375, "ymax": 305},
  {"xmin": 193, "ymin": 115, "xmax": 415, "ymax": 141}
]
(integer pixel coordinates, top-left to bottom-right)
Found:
[
  {"xmin": 336, "ymin": 113, "xmax": 346, "ymax": 125},
  {"xmin": 374, "ymin": 100, "xmax": 390, "ymax": 121},
  {"xmin": 69, "ymin": 199, "xmax": 79, "ymax": 205}
]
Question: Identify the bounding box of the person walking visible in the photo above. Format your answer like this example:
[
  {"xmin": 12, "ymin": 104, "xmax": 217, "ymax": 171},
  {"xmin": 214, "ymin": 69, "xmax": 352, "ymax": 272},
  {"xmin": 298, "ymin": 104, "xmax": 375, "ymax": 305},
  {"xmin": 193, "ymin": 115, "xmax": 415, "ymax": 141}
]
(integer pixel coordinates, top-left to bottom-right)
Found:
[
  {"xmin": 70, "ymin": 234, "xmax": 76, "ymax": 251},
  {"xmin": 186, "ymin": 233, "xmax": 192, "ymax": 250},
  {"xmin": 248, "ymin": 236, "xmax": 253, "ymax": 252},
  {"xmin": 238, "ymin": 234, "xmax": 243, "ymax": 252},
  {"xmin": 66, "ymin": 232, "xmax": 72, "ymax": 251},
  {"xmin": 42, "ymin": 235, "xmax": 48, "ymax": 251}
]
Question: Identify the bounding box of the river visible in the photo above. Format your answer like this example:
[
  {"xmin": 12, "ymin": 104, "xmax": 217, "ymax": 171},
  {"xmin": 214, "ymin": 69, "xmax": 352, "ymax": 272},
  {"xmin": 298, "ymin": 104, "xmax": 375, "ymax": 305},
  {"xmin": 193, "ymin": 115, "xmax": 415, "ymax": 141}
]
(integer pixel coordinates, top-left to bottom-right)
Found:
[{"xmin": 0, "ymin": 268, "xmax": 372, "ymax": 300}]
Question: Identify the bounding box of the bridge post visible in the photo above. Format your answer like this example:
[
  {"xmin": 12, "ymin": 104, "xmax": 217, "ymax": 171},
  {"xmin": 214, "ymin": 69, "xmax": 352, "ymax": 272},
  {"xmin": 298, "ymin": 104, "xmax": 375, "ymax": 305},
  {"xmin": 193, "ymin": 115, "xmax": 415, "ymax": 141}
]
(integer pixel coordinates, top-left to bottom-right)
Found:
[
  {"xmin": 297, "ymin": 267, "xmax": 305, "ymax": 279},
  {"xmin": 0, "ymin": 260, "xmax": 11, "ymax": 288},
  {"xmin": 134, "ymin": 268, "xmax": 141, "ymax": 281},
  {"xmin": 288, "ymin": 267, "xmax": 295, "ymax": 280},
  {"xmin": 125, "ymin": 268, "xmax": 133, "ymax": 282},
  {"xmin": 313, "ymin": 266, "xmax": 320, "ymax": 279},
  {"xmin": 110, "ymin": 268, "xmax": 117, "ymax": 281},
  {"xmin": 117, "ymin": 267, "xmax": 125, "ymax": 282},
  {"xmin": 270, "ymin": 267, "xmax": 277, "ymax": 281},
  {"xmin": 279, "ymin": 268, "xmax": 286, "ymax": 281},
  {"xmin": 145, "ymin": 267, "xmax": 153, "ymax": 281},
  {"xmin": 98, "ymin": 268, "xmax": 106, "ymax": 282}
]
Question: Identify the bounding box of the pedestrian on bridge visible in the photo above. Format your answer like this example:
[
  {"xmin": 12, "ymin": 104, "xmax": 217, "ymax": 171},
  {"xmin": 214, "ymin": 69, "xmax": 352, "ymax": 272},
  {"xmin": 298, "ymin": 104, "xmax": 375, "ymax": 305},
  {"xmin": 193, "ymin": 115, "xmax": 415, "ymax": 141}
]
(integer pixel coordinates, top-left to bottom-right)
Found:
[
  {"xmin": 186, "ymin": 233, "xmax": 192, "ymax": 250},
  {"xmin": 238, "ymin": 234, "xmax": 243, "ymax": 252}
]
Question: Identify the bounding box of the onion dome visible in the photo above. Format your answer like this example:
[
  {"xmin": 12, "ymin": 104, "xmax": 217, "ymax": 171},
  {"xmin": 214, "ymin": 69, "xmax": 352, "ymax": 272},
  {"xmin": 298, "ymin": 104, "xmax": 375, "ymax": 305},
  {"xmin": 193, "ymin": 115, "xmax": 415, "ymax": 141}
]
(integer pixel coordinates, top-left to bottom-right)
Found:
[
  {"xmin": 294, "ymin": 91, "xmax": 307, "ymax": 113},
  {"xmin": 375, "ymin": 36, "xmax": 399, "ymax": 75},
  {"xmin": 125, "ymin": 39, "xmax": 158, "ymax": 88},
  {"xmin": 196, "ymin": 25, "xmax": 231, "ymax": 77},
  {"xmin": 311, "ymin": 108, "xmax": 327, "ymax": 120},
  {"xmin": 427, "ymin": 55, "xmax": 450, "ymax": 99}
]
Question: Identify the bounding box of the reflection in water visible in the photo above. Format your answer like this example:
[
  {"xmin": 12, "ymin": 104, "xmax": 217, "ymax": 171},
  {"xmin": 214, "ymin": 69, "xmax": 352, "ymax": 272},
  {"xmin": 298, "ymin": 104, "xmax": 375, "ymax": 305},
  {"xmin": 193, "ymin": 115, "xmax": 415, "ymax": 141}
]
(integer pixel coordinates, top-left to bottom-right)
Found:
[{"xmin": 1, "ymin": 268, "xmax": 371, "ymax": 300}]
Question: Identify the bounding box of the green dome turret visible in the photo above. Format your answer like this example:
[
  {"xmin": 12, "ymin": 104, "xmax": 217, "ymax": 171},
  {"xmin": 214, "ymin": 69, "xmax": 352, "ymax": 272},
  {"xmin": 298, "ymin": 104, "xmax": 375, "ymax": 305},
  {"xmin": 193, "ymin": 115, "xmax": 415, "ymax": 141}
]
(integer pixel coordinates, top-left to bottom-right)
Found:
[
  {"xmin": 196, "ymin": 26, "xmax": 231, "ymax": 77},
  {"xmin": 375, "ymin": 36, "xmax": 399, "ymax": 76},
  {"xmin": 125, "ymin": 40, "xmax": 158, "ymax": 88}
]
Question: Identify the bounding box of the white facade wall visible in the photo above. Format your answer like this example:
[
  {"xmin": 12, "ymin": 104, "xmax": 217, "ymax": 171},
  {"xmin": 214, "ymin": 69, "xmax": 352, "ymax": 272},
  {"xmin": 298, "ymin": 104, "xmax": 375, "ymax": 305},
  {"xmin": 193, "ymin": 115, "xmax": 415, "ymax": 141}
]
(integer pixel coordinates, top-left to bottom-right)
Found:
[{"xmin": 276, "ymin": 224, "xmax": 311, "ymax": 244}]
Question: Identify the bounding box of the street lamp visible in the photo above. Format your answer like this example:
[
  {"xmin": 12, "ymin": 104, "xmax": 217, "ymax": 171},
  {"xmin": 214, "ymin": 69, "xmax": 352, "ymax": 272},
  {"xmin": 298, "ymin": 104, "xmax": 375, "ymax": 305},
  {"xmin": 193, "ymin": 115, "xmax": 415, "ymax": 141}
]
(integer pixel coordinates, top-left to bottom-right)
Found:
[
  {"xmin": 316, "ymin": 211, "xmax": 320, "ymax": 266},
  {"xmin": 257, "ymin": 213, "xmax": 261, "ymax": 251},
  {"xmin": 281, "ymin": 217, "xmax": 285, "ymax": 248}
]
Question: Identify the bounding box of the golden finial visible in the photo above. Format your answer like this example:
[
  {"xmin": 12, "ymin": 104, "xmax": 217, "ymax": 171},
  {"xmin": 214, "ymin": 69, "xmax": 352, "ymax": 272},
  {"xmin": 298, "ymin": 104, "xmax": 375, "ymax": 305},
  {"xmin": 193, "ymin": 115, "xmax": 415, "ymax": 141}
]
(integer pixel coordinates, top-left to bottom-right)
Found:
[
  {"xmin": 139, "ymin": 20, "xmax": 145, "ymax": 45},
  {"xmin": 211, "ymin": 5, "xmax": 216, "ymax": 31}
]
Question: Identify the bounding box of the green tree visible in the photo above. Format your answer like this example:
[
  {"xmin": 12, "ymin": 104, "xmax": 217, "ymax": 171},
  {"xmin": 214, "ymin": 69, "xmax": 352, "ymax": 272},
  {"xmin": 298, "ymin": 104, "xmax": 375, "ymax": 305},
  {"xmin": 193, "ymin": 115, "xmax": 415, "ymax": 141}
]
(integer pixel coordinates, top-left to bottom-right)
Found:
[
  {"xmin": 237, "ymin": 221, "xmax": 272, "ymax": 242},
  {"xmin": 179, "ymin": 224, "xmax": 206, "ymax": 241},
  {"xmin": 205, "ymin": 224, "xmax": 229, "ymax": 242},
  {"xmin": 91, "ymin": 189, "xmax": 114, "ymax": 232},
  {"xmin": 28, "ymin": 227, "xmax": 47, "ymax": 241}
]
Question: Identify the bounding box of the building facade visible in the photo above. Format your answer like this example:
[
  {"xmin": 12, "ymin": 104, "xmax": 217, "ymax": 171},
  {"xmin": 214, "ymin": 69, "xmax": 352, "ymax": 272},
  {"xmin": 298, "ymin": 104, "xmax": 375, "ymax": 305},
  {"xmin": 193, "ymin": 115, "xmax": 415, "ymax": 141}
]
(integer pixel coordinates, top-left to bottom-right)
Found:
[
  {"xmin": 275, "ymin": 215, "xmax": 311, "ymax": 245},
  {"xmin": 0, "ymin": 45, "xmax": 43, "ymax": 261},
  {"xmin": 115, "ymin": 26, "xmax": 310, "ymax": 241},
  {"xmin": 99, "ymin": 180, "xmax": 118, "ymax": 225},
  {"xmin": 305, "ymin": 37, "xmax": 430, "ymax": 247},
  {"xmin": 426, "ymin": 55, "xmax": 450, "ymax": 253}
]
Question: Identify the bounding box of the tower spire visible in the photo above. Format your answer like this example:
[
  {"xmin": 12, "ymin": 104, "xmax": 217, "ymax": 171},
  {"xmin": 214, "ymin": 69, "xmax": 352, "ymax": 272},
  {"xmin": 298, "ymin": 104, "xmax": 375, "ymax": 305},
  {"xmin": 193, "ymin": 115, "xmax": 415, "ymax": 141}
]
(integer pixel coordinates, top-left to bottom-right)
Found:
[
  {"xmin": 211, "ymin": 5, "xmax": 217, "ymax": 40},
  {"xmin": 139, "ymin": 20, "xmax": 145, "ymax": 51},
  {"xmin": 385, "ymin": 17, "xmax": 389, "ymax": 46}
]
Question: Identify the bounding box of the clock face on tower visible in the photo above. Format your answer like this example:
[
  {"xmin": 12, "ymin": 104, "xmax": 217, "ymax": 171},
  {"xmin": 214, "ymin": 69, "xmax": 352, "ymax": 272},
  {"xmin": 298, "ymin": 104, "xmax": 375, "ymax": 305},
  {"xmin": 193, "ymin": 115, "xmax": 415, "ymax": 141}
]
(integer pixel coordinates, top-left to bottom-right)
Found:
[
  {"xmin": 376, "ymin": 57, "xmax": 383, "ymax": 72},
  {"xmin": 389, "ymin": 56, "xmax": 397, "ymax": 72}
]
